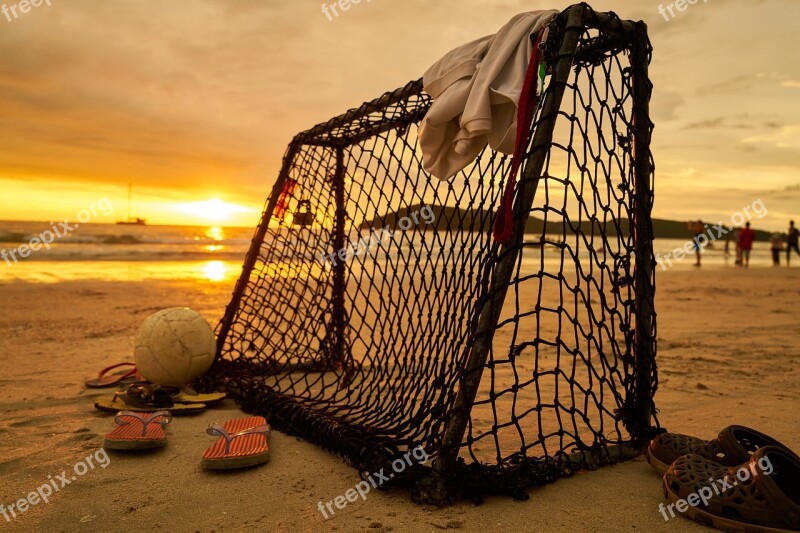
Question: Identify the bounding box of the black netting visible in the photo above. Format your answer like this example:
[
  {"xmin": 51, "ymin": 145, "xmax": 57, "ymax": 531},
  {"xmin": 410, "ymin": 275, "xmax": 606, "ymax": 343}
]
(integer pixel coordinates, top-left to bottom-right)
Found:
[{"xmin": 200, "ymin": 3, "xmax": 660, "ymax": 503}]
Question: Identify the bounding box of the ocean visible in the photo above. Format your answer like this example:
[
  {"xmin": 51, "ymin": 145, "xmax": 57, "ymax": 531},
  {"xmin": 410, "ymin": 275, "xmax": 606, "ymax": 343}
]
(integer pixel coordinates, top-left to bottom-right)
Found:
[
  {"xmin": 0, "ymin": 222, "xmax": 253, "ymax": 283},
  {"xmin": 0, "ymin": 221, "xmax": 782, "ymax": 283}
]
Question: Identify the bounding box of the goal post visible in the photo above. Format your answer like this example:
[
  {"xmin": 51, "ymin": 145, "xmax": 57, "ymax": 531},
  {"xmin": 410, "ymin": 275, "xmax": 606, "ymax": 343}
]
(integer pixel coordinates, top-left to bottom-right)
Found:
[{"xmin": 207, "ymin": 3, "xmax": 659, "ymax": 503}]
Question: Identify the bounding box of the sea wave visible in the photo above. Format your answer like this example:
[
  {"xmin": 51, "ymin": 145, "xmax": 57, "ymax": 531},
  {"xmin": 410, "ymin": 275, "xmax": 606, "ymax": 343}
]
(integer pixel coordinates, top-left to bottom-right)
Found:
[
  {"xmin": 0, "ymin": 233, "xmax": 255, "ymax": 246},
  {"xmin": 0, "ymin": 231, "xmax": 32, "ymax": 244}
]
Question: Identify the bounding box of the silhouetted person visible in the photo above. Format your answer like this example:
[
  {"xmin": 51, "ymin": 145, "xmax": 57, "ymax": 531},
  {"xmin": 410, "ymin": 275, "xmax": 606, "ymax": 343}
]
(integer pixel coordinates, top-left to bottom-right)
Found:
[
  {"xmin": 734, "ymin": 228, "xmax": 743, "ymax": 266},
  {"xmin": 770, "ymin": 233, "xmax": 784, "ymax": 267},
  {"xmin": 787, "ymin": 221, "xmax": 800, "ymax": 266},
  {"xmin": 738, "ymin": 222, "xmax": 756, "ymax": 268},
  {"xmin": 688, "ymin": 220, "xmax": 704, "ymax": 267}
]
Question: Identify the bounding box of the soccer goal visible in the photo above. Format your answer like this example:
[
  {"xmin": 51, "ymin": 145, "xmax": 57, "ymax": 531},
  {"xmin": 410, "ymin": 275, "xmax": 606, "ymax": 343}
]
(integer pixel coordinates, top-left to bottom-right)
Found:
[{"xmin": 205, "ymin": 3, "xmax": 659, "ymax": 502}]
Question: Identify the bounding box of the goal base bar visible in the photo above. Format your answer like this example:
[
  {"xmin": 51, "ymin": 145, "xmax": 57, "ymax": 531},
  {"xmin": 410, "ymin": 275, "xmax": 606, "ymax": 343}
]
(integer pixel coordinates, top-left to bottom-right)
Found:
[
  {"xmin": 415, "ymin": 440, "xmax": 650, "ymax": 505},
  {"xmin": 209, "ymin": 363, "xmax": 654, "ymax": 505}
]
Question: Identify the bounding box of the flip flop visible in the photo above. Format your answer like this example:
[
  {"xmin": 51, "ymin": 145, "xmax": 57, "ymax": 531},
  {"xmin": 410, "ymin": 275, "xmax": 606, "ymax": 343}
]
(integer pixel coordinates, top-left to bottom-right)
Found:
[
  {"xmin": 202, "ymin": 416, "xmax": 271, "ymax": 470},
  {"xmin": 104, "ymin": 411, "xmax": 172, "ymax": 450},
  {"xmin": 173, "ymin": 389, "xmax": 226, "ymax": 405},
  {"xmin": 93, "ymin": 382, "xmax": 225, "ymax": 415},
  {"xmin": 94, "ymin": 396, "xmax": 206, "ymax": 415},
  {"xmin": 85, "ymin": 362, "xmax": 140, "ymax": 388},
  {"xmin": 647, "ymin": 425, "xmax": 791, "ymax": 476},
  {"xmin": 663, "ymin": 446, "xmax": 800, "ymax": 532},
  {"xmin": 116, "ymin": 381, "xmax": 227, "ymax": 406}
]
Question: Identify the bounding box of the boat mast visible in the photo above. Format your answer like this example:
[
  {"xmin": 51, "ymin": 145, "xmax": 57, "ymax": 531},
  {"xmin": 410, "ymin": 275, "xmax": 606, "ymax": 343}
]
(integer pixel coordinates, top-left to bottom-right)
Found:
[{"xmin": 127, "ymin": 183, "xmax": 132, "ymax": 221}]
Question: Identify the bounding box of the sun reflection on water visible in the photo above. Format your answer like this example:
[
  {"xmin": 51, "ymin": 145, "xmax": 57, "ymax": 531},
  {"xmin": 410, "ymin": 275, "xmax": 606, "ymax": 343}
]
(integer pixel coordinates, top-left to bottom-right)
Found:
[
  {"xmin": 205, "ymin": 226, "xmax": 225, "ymax": 241},
  {"xmin": 202, "ymin": 227, "xmax": 225, "ymax": 253},
  {"xmin": 202, "ymin": 260, "xmax": 227, "ymax": 282}
]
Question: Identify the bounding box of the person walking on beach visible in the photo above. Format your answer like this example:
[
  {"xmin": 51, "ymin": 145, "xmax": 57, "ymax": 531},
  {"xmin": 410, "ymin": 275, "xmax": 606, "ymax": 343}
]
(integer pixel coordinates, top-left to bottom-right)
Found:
[
  {"xmin": 787, "ymin": 221, "xmax": 800, "ymax": 266},
  {"xmin": 770, "ymin": 233, "xmax": 784, "ymax": 267},
  {"xmin": 688, "ymin": 220, "xmax": 704, "ymax": 267},
  {"xmin": 738, "ymin": 222, "xmax": 756, "ymax": 268},
  {"xmin": 733, "ymin": 228, "xmax": 743, "ymax": 266}
]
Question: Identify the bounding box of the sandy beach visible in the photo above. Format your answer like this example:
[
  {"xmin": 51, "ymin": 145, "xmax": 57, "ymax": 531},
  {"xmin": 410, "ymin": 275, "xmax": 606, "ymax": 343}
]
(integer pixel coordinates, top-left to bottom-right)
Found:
[
  {"xmin": 2, "ymin": 0, "xmax": 799, "ymax": 530},
  {"xmin": 1, "ymin": 265, "xmax": 797, "ymax": 532}
]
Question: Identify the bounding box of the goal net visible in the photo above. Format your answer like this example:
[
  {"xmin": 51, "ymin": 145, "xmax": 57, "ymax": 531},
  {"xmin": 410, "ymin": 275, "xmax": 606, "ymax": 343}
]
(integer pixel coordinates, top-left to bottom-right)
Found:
[{"xmin": 203, "ymin": 4, "xmax": 660, "ymax": 502}]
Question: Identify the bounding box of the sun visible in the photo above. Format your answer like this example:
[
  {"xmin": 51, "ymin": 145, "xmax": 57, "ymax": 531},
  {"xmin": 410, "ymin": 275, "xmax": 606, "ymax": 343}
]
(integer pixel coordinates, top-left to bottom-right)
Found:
[{"xmin": 178, "ymin": 198, "xmax": 249, "ymax": 223}]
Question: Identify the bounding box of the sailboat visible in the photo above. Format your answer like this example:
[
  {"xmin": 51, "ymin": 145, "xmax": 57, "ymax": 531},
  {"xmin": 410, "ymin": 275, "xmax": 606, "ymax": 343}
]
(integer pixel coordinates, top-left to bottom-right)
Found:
[{"xmin": 116, "ymin": 184, "xmax": 147, "ymax": 226}]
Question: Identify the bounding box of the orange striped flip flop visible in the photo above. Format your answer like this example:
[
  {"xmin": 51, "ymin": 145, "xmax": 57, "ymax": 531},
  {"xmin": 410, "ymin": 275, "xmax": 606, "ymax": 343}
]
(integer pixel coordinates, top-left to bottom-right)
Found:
[
  {"xmin": 104, "ymin": 411, "xmax": 172, "ymax": 450},
  {"xmin": 201, "ymin": 416, "xmax": 271, "ymax": 470}
]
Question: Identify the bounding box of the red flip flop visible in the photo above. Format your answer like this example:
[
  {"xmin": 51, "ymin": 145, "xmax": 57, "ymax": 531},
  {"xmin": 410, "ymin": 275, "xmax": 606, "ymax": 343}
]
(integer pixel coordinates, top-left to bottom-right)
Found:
[
  {"xmin": 104, "ymin": 411, "xmax": 172, "ymax": 450},
  {"xmin": 85, "ymin": 362, "xmax": 140, "ymax": 389},
  {"xmin": 201, "ymin": 416, "xmax": 271, "ymax": 470}
]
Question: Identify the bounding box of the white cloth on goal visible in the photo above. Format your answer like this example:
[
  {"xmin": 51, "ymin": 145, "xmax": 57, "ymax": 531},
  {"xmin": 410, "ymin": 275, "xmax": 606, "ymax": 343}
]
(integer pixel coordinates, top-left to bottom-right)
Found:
[{"xmin": 420, "ymin": 10, "xmax": 558, "ymax": 181}]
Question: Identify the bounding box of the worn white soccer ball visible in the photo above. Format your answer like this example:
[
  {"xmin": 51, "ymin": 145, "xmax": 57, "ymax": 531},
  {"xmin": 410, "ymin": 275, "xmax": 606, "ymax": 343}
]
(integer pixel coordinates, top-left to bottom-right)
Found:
[{"xmin": 134, "ymin": 307, "xmax": 216, "ymax": 386}]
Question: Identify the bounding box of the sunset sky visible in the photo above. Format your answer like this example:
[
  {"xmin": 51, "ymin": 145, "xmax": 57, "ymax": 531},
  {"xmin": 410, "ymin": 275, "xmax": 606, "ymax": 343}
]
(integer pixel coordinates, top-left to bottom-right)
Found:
[{"xmin": 0, "ymin": 0, "xmax": 797, "ymax": 228}]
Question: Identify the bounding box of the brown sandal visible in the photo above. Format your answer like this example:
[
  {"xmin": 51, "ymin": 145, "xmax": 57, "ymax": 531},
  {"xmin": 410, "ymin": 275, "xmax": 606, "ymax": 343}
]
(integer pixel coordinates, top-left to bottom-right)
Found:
[
  {"xmin": 647, "ymin": 425, "xmax": 790, "ymax": 476},
  {"xmin": 662, "ymin": 446, "xmax": 800, "ymax": 532}
]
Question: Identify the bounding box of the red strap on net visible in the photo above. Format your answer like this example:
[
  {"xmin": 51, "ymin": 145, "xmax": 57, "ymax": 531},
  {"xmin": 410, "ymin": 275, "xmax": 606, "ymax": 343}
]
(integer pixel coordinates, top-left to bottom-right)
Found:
[{"xmin": 492, "ymin": 32, "xmax": 544, "ymax": 244}]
